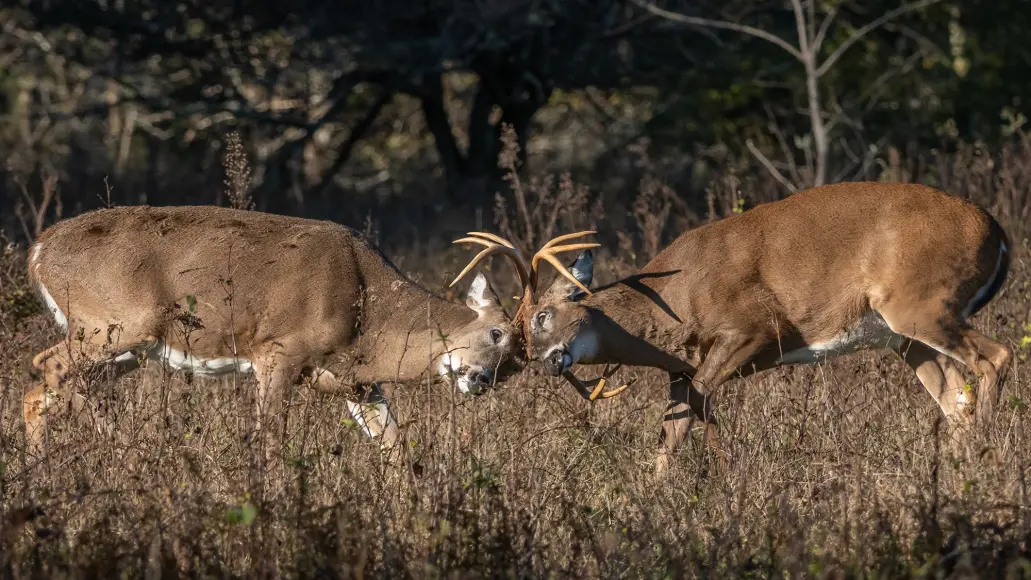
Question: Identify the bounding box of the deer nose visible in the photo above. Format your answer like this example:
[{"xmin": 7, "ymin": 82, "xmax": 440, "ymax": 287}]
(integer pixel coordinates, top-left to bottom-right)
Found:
[
  {"xmin": 459, "ymin": 368, "xmax": 492, "ymax": 395},
  {"xmin": 543, "ymin": 348, "xmax": 568, "ymax": 376}
]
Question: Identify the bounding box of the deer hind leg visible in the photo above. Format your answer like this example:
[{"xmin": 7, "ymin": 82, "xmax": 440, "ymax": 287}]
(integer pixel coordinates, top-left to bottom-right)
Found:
[
  {"xmin": 25, "ymin": 336, "xmax": 150, "ymax": 452},
  {"xmin": 894, "ymin": 342, "xmax": 973, "ymax": 431},
  {"xmin": 879, "ymin": 306, "xmax": 1011, "ymax": 426}
]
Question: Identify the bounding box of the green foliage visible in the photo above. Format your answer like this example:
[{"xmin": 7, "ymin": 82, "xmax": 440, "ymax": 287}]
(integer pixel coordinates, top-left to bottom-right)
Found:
[
  {"xmin": 224, "ymin": 499, "xmax": 258, "ymax": 526},
  {"xmin": 1, "ymin": 288, "xmax": 42, "ymax": 324}
]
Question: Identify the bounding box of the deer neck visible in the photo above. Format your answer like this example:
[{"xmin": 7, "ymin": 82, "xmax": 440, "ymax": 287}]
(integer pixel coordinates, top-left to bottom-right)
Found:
[
  {"xmin": 581, "ymin": 283, "xmax": 699, "ymax": 374},
  {"xmin": 350, "ymin": 248, "xmax": 479, "ymax": 384}
]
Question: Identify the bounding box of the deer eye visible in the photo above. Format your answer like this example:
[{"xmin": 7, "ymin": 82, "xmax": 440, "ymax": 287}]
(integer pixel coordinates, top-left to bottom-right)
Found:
[
  {"xmin": 489, "ymin": 328, "xmax": 503, "ymax": 343},
  {"xmin": 535, "ymin": 312, "xmax": 549, "ymax": 327}
]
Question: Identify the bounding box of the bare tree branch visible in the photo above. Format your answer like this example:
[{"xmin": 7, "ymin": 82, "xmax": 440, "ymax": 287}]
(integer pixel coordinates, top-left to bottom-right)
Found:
[
  {"xmin": 890, "ymin": 23, "xmax": 949, "ymax": 61},
  {"xmin": 747, "ymin": 139, "xmax": 798, "ymax": 193},
  {"xmin": 816, "ymin": 0, "xmax": 943, "ymax": 77},
  {"xmin": 763, "ymin": 103, "xmax": 802, "ymax": 186},
  {"xmin": 629, "ymin": 0, "xmax": 803, "ymax": 62},
  {"xmin": 307, "ymin": 91, "xmax": 393, "ymax": 199},
  {"xmin": 807, "ymin": 0, "xmax": 816, "ymax": 46},
  {"xmin": 790, "ymin": 0, "xmax": 811, "ymax": 57},
  {"xmin": 857, "ymin": 50, "xmax": 925, "ymax": 114},
  {"xmin": 812, "ymin": 4, "xmax": 839, "ymax": 55},
  {"xmin": 790, "ymin": 0, "xmax": 828, "ymax": 185}
]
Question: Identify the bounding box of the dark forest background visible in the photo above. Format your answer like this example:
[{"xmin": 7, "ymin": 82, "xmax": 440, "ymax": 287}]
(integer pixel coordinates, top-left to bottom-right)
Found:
[{"xmin": 2, "ymin": 0, "xmax": 1027, "ymax": 249}]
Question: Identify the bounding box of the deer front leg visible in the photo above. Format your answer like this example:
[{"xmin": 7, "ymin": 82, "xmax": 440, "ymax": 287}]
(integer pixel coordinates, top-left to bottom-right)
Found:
[
  {"xmin": 345, "ymin": 384, "xmax": 403, "ymax": 466},
  {"xmin": 251, "ymin": 353, "xmax": 301, "ymax": 473},
  {"xmin": 654, "ymin": 334, "xmax": 767, "ymax": 479},
  {"xmin": 23, "ymin": 384, "xmax": 89, "ymax": 453},
  {"xmin": 303, "ymin": 369, "xmax": 406, "ymax": 468},
  {"xmin": 655, "ymin": 372, "xmax": 723, "ymax": 479}
]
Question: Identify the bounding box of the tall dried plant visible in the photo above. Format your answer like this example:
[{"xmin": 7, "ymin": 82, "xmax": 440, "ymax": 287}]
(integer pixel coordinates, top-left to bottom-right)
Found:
[
  {"xmin": 223, "ymin": 131, "xmax": 254, "ymax": 211},
  {"xmin": 493, "ymin": 124, "xmax": 595, "ymax": 256}
]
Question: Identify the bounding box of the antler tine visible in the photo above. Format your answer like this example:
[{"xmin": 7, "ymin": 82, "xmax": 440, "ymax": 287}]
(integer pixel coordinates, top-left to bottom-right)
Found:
[
  {"xmin": 530, "ymin": 242, "xmax": 601, "ymax": 273},
  {"xmin": 466, "ymin": 231, "xmax": 517, "ymax": 249},
  {"xmin": 528, "ymin": 231, "xmax": 601, "ymax": 294},
  {"xmin": 451, "ymin": 236, "xmax": 495, "ymax": 249},
  {"xmin": 561, "ymin": 363, "xmax": 634, "ymax": 401},
  {"xmin": 448, "ymin": 246, "xmax": 496, "ymax": 288},
  {"xmin": 588, "ymin": 364, "xmax": 632, "ymax": 400},
  {"xmin": 538, "ymin": 230, "xmax": 597, "ymax": 251},
  {"xmin": 533, "ymin": 248, "xmax": 600, "ymax": 296},
  {"xmin": 450, "ymin": 236, "xmax": 531, "ymax": 289}
]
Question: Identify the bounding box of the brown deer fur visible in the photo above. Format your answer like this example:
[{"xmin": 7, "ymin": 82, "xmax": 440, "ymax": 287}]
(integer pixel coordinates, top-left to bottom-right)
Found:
[
  {"xmin": 24, "ymin": 205, "xmax": 525, "ymax": 459},
  {"xmin": 527, "ymin": 182, "xmax": 1012, "ymax": 477}
]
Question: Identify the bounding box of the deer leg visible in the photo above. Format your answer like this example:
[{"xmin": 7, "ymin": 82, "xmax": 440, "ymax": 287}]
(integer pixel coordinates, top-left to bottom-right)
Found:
[
  {"xmin": 894, "ymin": 341, "xmax": 973, "ymax": 430},
  {"xmin": 962, "ymin": 327, "xmax": 1012, "ymax": 424},
  {"xmin": 654, "ymin": 334, "xmax": 768, "ymax": 478},
  {"xmin": 302, "ymin": 366, "xmax": 360, "ymax": 398},
  {"xmin": 302, "ymin": 369, "xmax": 409, "ymax": 469},
  {"xmin": 251, "ymin": 353, "xmax": 301, "ymax": 472},
  {"xmin": 879, "ymin": 307, "xmax": 1011, "ymax": 426},
  {"xmin": 655, "ymin": 372, "xmax": 724, "ymax": 478},
  {"xmin": 302, "ymin": 368, "xmax": 394, "ymax": 442},
  {"xmin": 25, "ymin": 337, "xmax": 149, "ymax": 453},
  {"xmin": 345, "ymin": 384, "xmax": 403, "ymax": 465}
]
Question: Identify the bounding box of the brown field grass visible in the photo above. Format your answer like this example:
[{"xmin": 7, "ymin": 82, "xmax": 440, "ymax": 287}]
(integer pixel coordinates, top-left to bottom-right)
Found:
[{"xmin": 2, "ymin": 140, "xmax": 1031, "ymax": 578}]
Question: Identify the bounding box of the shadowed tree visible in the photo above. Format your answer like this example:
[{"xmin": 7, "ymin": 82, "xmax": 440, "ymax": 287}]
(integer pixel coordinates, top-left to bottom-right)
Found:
[{"xmin": 16, "ymin": 0, "xmax": 683, "ymax": 204}]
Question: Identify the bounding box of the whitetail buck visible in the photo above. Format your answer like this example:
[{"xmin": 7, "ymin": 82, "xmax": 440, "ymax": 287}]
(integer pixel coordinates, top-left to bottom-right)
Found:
[
  {"xmin": 518, "ymin": 183, "xmax": 1012, "ymax": 477},
  {"xmin": 23, "ymin": 205, "xmax": 572, "ymax": 460}
]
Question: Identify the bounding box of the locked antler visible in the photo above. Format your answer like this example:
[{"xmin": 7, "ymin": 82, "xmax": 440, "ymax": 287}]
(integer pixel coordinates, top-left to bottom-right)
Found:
[
  {"xmin": 563, "ymin": 364, "xmax": 634, "ymax": 401},
  {"xmin": 448, "ymin": 231, "xmax": 530, "ymax": 291},
  {"xmin": 450, "ymin": 231, "xmax": 631, "ymax": 400}
]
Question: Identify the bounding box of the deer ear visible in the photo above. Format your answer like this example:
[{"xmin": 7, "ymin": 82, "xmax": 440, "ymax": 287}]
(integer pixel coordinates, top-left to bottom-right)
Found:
[
  {"xmin": 545, "ymin": 249, "xmax": 594, "ymax": 301},
  {"xmin": 466, "ymin": 272, "xmax": 501, "ymax": 315}
]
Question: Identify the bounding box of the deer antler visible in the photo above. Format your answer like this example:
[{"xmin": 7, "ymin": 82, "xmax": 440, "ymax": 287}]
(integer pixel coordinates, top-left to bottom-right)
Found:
[
  {"xmin": 562, "ymin": 363, "xmax": 633, "ymax": 401},
  {"xmin": 450, "ymin": 230, "xmax": 599, "ymax": 297},
  {"xmin": 449, "ymin": 232, "xmax": 530, "ymax": 290},
  {"xmin": 528, "ymin": 231, "xmax": 600, "ymax": 296}
]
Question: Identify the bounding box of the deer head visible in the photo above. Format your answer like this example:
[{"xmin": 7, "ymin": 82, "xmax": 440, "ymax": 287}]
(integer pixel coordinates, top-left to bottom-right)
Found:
[
  {"xmin": 450, "ymin": 232, "xmax": 628, "ymax": 400},
  {"xmin": 437, "ymin": 270, "xmax": 524, "ymax": 395}
]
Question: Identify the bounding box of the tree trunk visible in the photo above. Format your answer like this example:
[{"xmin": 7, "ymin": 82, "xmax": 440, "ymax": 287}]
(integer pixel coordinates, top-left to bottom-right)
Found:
[
  {"xmin": 419, "ymin": 71, "xmax": 545, "ymax": 204},
  {"xmin": 804, "ymin": 55, "xmax": 828, "ymax": 187},
  {"xmin": 419, "ymin": 75, "xmax": 468, "ymax": 196}
]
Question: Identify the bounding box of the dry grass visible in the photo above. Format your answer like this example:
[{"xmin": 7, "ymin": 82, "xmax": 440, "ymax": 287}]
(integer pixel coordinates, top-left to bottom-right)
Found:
[{"xmin": 2, "ymin": 138, "xmax": 1031, "ymax": 578}]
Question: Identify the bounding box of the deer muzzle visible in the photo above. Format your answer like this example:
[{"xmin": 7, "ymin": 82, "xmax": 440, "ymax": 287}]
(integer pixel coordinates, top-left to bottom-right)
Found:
[
  {"xmin": 456, "ymin": 366, "xmax": 493, "ymax": 395},
  {"xmin": 542, "ymin": 347, "xmax": 573, "ymax": 377}
]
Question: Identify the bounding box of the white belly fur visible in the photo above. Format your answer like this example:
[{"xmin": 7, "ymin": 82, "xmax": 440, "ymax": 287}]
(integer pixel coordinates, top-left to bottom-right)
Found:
[
  {"xmin": 778, "ymin": 310, "xmax": 904, "ymax": 364},
  {"xmin": 116, "ymin": 341, "xmax": 254, "ymax": 377},
  {"xmin": 150, "ymin": 341, "xmax": 254, "ymax": 377}
]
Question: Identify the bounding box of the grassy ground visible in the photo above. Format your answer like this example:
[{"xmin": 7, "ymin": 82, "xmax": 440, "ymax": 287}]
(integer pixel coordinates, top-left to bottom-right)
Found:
[{"xmin": 1, "ymin": 171, "xmax": 1031, "ymax": 578}]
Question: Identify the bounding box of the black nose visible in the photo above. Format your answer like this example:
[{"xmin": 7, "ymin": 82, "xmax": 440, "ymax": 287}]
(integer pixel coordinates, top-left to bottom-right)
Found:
[
  {"xmin": 543, "ymin": 349, "xmax": 566, "ymax": 377},
  {"xmin": 465, "ymin": 369, "xmax": 492, "ymax": 389}
]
